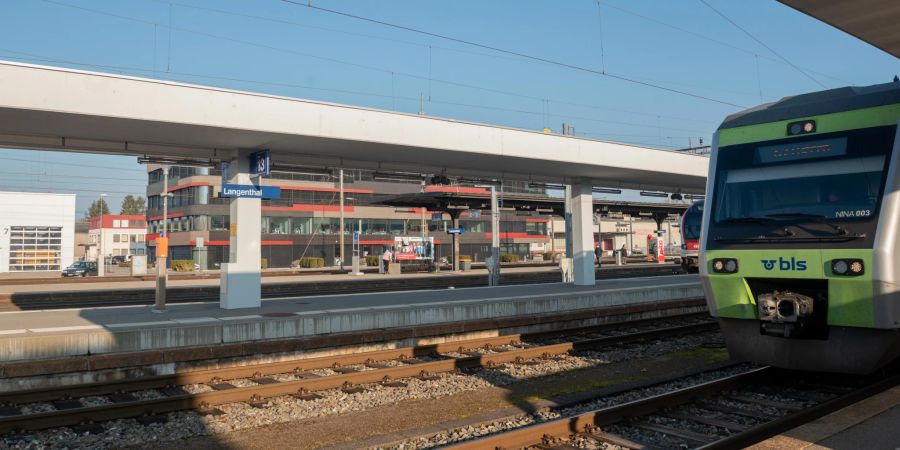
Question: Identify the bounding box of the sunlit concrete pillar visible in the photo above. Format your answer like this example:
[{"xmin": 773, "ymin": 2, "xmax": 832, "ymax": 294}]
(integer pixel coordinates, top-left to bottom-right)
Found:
[
  {"xmin": 570, "ymin": 180, "xmax": 596, "ymax": 286},
  {"xmin": 220, "ymin": 149, "xmax": 262, "ymax": 309}
]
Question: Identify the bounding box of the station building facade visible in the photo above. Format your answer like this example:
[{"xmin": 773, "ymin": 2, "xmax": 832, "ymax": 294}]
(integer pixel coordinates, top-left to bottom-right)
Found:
[
  {"xmin": 144, "ymin": 167, "xmax": 551, "ymax": 268},
  {"xmin": 0, "ymin": 191, "xmax": 75, "ymax": 273}
]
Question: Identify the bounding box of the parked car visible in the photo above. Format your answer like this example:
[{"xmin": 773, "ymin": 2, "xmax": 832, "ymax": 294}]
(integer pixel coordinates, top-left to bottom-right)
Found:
[
  {"xmin": 110, "ymin": 255, "xmax": 127, "ymax": 264},
  {"xmin": 61, "ymin": 261, "xmax": 98, "ymax": 277}
]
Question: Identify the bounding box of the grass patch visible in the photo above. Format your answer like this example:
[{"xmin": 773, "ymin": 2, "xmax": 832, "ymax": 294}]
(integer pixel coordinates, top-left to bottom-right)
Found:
[
  {"xmin": 664, "ymin": 346, "xmax": 730, "ymax": 364},
  {"xmin": 510, "ymin": 376, "xmax": 635, "ymax": 404}
]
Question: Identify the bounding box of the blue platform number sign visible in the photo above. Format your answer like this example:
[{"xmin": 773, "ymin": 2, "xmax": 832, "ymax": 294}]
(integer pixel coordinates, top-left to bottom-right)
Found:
[
  {"xmin": 250, "ymin": 150, "xmax": 271, "ymax": 177},
  {"xmin": 353, "ymin": 231, "xmax": 360, "ymax": 244},
  {"xmin": 447, "ymin": 227, "xmax": 465, "ymax": 234},
  {"xmin": 220, "ymin": 161, "xmax": 230, "ymax": 185}
]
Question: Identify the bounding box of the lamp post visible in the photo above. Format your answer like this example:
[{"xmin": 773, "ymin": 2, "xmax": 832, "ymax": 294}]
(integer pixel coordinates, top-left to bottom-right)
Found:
[
  {"xmin": 338, "ymin": 168, "xmax": 344, "ymax": 271},
  {"xmin": 154, "ymin": 166, "xmax": 170, "ymax": 313},
  {"xmin": 97, "ymin": 193, "xmax": 107, "ymax": 277}
]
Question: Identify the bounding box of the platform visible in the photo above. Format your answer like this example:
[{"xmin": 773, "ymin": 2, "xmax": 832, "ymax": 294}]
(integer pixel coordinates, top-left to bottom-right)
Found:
[
  {"xmin": 0, "ymin": 275, "xmax": 701, "ymax": 364},
  {"xmin": 0, "ymin": 263, "xmax": 673, "ymax": 295},
  {"xmin": 752, "ymin": 385, "xmax": 900, "ymax": 450}
]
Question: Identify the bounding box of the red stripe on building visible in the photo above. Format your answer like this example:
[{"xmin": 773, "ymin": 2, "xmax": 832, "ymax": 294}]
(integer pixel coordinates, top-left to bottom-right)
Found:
[
  {"xmin": 484, "ymin": 232, "xmax": 547, "ymax": 239},
  {"xmin": 262, "ymin": 240, "xmax": 293, "ymax": 246},
  {"xmin": 359, "ymin": 239, "xmax": 443, "ymax": 245},
  {"xmin": 526, "ymin": 218, "xmax": 550, "ymax": 223},
  {"xmin": 189, "ymin": 240, "xmax": 230, "ymax": 246},
  {"xmin": 168, "ymin": 181, "xmax": 211, "ymax": 192},
  {"xmin": 263, "ymin": 204, "xmax": 355, "ymax": 213},
  {"xmin": 423, "ymin": 186, "xmax": 490, "ymax": 194},
  {"xmin": 279, "ymin": 186, "xmax": 374, "ymax": 194},
  {"xmin": 358, "ymin": 240, "xmax": 394, "ymax": 245},
  {"xmin": 89, "ymin": 214, "xmax": 146, "ymax": 229},
  {"xmin": 146, "ymin": 233, "xmax": 159, "ymax": 243},
  {"xmin": 147, "ymin": 212, "xmax": 186, "ymax": 221}
]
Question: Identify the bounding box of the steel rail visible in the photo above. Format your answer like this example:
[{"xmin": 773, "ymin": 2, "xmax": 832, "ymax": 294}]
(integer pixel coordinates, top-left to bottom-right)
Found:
[
  {"xmin": 449, "ymin": 365, "xmax": 900, "ymax": 449},
  {"xmin": 0, "ymin": 320, "xmax": 717, "ymax": 434},
  {"xmin": 448, "ymin": 367, "xmax": 770, "ymax": 449}
]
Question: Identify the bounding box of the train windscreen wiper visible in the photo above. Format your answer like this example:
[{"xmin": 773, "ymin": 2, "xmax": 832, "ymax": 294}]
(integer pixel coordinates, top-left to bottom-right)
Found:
[
  {"xmin": 765, "ymin": 212, "xmax": 851, "ymax": 236},
  {"xmin": 765, "ymin": 212, "xmax": 827, "ymax": 219},
  {"xmin": 721, "ymin": 216, "xmax": 775, "ymax": 223},
  {"xmin": 714, "ymin": 234, "xmax": 865, "ymax": 243}
]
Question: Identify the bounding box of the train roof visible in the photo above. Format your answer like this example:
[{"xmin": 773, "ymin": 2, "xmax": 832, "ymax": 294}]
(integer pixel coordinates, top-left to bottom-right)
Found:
[{"xmin": 720, "ymin": 80, "xmax": 900, "ymax": 130}]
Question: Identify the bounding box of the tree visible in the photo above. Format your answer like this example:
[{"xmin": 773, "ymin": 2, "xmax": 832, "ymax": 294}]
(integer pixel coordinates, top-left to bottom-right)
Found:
[
  {"xmin": 120, "ymin": 195, "xmax": 146, "ymax": 215},
  {"xmin": 87, "ymin": 198, "xmax": 110, "ymax": 217}
]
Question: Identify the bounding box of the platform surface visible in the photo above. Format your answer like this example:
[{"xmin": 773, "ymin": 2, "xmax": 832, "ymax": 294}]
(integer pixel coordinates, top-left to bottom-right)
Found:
[
  {"xmin": 0, "ymin": 263, "xmax": 673, "ymax": 294},
  {"xmin": 0, "ymin": 274, "xmax": 699, "ymax": 334},
  {"xmin": 752, "ymin": 385, "xmax": 900, "ymax": 450}
]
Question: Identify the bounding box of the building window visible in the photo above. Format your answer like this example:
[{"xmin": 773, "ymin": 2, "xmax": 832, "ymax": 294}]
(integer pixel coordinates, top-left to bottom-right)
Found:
[
  {"xmin": 268, "ymin": 217, "xmax": 291, "ymax": 234},
  {"xmin": 292, "ymin": 217, "xmax": 312, "ymax": 234},
  {"xmin": 210, "ymin": 215, "xmax": 230, "ymax": 231},
  {"xmin": 113, "ymin": 234, "xmax": 121, "ymax": 243},
  {"xmin": 8, "ymin": 226, "xmax": 63, "ymax": 271}
]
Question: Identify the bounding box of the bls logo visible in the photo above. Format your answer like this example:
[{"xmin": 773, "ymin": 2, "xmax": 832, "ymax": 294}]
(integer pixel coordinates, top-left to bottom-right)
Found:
[{"xmin": 761, "ymin": 257, "xmax": 807, "ymax": 271}]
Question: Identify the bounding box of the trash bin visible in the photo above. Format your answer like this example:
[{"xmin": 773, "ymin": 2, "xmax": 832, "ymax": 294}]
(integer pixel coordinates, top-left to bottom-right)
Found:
[{"xmin": 461, "ymin": 261, "xmax": 472, "ymax": 271}]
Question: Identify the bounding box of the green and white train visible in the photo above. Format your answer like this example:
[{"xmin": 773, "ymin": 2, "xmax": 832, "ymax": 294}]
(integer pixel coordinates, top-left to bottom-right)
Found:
[{"xmin": 702, "ymin": 80, "xmax": 900, "ymax": 374}]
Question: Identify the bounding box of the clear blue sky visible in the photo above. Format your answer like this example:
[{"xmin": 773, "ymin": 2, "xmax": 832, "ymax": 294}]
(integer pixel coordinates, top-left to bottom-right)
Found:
[{"xmin": 0, "ymin": 0, "xmax": 897, "ymax": 216}]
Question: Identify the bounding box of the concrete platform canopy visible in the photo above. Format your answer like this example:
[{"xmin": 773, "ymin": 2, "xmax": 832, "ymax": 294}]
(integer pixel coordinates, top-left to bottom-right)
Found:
[
  {"xmin": 779, "ymin": 0, "xmax": 900, "ymax": 58},
  {"xmin": 0, "ymin": 60, "xmax": 709, "ymax": 307},
  {"xmin": 0, "ymin": 60, "xmax": 708, "ymax": 192}
]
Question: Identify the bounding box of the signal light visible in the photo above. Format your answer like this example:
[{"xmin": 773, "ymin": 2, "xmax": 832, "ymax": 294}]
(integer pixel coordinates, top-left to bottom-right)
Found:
[
  {"xmin": 711, "ymin": 258, "xmax": 738, "ymax": 274},
  {"xmin": 831, "ymin": 259, "xmax": 864, "ymax": 276}
]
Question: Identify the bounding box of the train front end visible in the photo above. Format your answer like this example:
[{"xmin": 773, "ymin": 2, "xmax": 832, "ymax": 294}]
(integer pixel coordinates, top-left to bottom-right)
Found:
[{"xmin": 702, "ymin": 82, "xmax": 900, "ymax": 374}]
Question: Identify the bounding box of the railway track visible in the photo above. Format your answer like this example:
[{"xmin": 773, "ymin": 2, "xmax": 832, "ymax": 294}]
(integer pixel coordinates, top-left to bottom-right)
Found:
[
  {"xmin": 446, "ymin": 364, "xmax": 900, "ymax": 449},
  {"xmin": 0, "ymin": 265, "xmax": 683, "ymax": 311},
  {"xmin": 0, "ymin": 314, "xmax": 715, "ymax": 436}
]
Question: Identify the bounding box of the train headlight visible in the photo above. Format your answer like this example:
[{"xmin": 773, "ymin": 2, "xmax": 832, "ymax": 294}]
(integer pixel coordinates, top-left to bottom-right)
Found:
[
  {"xmin": 832, "ymin": 259, "xmax": 864, "ymax": 276},
  {"xmin": 712, "ymin": 258, "xmax": 738, "ymax": 274},
  {"xmin": 787, "ymin": 119, "xmax": 816, "ymax": 136}
]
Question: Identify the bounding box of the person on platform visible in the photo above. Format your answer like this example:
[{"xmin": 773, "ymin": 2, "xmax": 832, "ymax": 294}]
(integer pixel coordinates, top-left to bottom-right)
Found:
[
  {"xmin": 620, "ymin": 244, "xmax": 628, "ymax": 265},
  {"xmin": 382, "ymin": 247, "xmax": 393, "ymax": 273}
]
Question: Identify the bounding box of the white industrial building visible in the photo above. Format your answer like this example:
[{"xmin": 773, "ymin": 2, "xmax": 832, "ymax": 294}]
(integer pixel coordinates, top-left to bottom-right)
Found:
[{"xmin": 0, "ymin": 191, "xmax": 76, "ymax": 273}]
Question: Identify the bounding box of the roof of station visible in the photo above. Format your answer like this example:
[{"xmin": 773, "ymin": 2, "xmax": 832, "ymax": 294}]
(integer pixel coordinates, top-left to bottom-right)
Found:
[
  {"xmin": 0, "ymin": 61, "xmax": 707, "ymax": 194},
  {"xmin": 380, "ymin": 190, "xmax": 692, "ymax": 219},
  {"xmin": 779, "ymin": 0, "xmax": 900, "ymax": 58}
]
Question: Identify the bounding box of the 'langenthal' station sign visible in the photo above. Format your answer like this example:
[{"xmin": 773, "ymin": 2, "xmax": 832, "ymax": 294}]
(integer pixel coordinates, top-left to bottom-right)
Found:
[{"xmin": 220, "ymin": 184, "xmax": 281, "ymax": 199}]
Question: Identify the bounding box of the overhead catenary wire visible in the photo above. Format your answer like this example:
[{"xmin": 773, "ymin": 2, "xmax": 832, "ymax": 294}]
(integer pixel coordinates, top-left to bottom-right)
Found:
[
  {"xmin": 602, "ymin": 1, "xmax": 850, "ymax": 85},
  {"xmin": 698, "ymin": 0, "xmax": 826, "ymax": 89},
  {"xmin": 0, "ymin": 156, "xmax": 146, "ymax": 173},
  {"xmin": 41, "ymin": 0, "xmax": 716, "ymax": 126},
  {"xmin": 279, "ymin": 0, "xmax": 746, "ymax": 108},
  {"xmin": 147, "ymin": 0, "xmax": 742, "ymax": 120}
]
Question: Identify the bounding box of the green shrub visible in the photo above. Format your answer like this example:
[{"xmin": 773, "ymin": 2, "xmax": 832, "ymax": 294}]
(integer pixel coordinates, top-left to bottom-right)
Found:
[
  {"xmin": 542, "ymin": 252, "xmax": 559, "ymax": 262},
  {"xmin": 366, "ymin": 255, "xmax": 380, "ymax": 267},
  {"xmin": 500, "ymin": 253, "xmax": 519, "ymax": 263},
  {"xmin": 171, "ymin": 260, "xmax": 195, "ymax": 272},
  {"xmin": 261, "ymin": 258, "xmax": 269, "ymax": 270},
  {"xmin": 295, "ymin": 257, "xmax": 325, "ymax": 268},
  {"xmin": 117, "ymin": 261, "xmax": 132, "ymax": 268}
]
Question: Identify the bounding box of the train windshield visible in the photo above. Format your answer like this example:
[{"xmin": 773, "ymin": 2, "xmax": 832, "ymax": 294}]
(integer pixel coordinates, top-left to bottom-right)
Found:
[
  {"xmin": 714, "ymin": 156, "xmax": 885, "ymax": 222},
  {"xmin": 712, "ymin": 128, "xmax": 894, "ymax": 225},
  {"xmin": 682, "ymin": 202, "xmax": 703, "ymax": 240}
]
